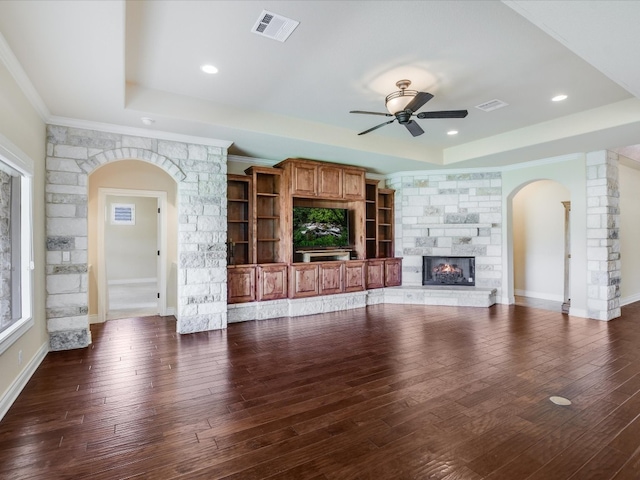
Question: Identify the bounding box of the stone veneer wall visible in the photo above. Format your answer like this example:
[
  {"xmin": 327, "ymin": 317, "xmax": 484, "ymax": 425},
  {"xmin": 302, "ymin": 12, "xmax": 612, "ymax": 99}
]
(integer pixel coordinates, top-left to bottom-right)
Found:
[
  {"xmin": 586, "ymin": 150, "xmax": 621, "ymax": 320},
  {"xmin": 386, "ymin": 172, "xmax": 502, "ymax": 296},
  {"xmin": 0, "ymin": 170, "xmax": 11, "ymax": 331},
  {"xmin": 46, "ymin": 126, "xmax": 227, "ymax": 350}
]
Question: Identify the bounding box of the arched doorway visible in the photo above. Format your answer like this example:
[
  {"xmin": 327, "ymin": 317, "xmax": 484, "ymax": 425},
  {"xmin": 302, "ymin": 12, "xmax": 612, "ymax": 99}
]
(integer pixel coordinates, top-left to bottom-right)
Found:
[{"xmin": 511, "ymin": 179, "xmax": 570, "ymax": 310}]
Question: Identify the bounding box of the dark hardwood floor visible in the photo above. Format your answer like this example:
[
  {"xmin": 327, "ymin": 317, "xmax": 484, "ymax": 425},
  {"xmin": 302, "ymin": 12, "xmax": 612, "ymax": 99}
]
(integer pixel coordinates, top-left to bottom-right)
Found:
[{"xmin": 2, "ymin": 302, "xmax": 640, "ymax": 479}]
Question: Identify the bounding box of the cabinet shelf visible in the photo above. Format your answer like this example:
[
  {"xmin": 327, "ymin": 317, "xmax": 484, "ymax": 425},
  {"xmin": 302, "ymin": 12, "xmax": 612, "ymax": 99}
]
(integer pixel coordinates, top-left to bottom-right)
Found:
[
  {"xmin": 257, "ymin": 192, "xmax": 279, "ymax": 197},
  {"xmin": 228, "ymin": 198, "xmax": 249, "ymax": 203}
]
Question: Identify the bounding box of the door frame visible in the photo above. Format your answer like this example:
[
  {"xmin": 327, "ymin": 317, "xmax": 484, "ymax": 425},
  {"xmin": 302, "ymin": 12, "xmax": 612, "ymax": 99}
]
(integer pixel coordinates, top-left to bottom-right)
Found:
[{"xmin": 97, "ymin": 188, "xmax": 168, "ymax": 323}]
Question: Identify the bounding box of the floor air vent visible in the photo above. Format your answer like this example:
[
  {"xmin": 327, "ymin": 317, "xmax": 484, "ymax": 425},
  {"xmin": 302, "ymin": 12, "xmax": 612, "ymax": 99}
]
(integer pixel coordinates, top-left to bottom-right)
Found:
[{"xmin": 252, "ymin": 10, "xmax": 299, "ymax": 42}]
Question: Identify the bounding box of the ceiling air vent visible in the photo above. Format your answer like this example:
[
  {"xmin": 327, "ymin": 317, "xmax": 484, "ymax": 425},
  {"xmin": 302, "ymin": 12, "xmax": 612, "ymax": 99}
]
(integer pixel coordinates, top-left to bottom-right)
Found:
[
  {"xmin": 251, "ymin": 10, "xmax": 299, "ymax": 42},
  {"xmin": 475, "ymin": 99, "xmax": 509, "ymax": 112}
]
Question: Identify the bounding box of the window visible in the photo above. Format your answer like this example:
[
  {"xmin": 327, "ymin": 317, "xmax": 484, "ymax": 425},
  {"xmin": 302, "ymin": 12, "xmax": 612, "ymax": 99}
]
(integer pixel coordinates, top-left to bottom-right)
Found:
[{"xmin": 0, "ymin": 135, "xmax": 33, "ymax": 354}]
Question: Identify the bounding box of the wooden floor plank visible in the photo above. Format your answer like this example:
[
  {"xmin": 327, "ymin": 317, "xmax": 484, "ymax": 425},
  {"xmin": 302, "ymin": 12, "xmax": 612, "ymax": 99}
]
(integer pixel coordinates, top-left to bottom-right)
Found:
[{"xmin": 2, "ymin": 303, "xmax": 640, "ymax": 478}]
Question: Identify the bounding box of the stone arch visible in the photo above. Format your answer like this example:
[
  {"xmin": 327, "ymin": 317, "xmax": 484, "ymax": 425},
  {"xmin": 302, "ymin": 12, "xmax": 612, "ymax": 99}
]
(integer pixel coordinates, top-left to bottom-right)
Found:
[
  {"xmin": 83, "ymin": 148, "xmax": 187, "ymax": 183},
  {"xmin": 45, "ymin": 125, "xmax": 228, "ymax": 350}
]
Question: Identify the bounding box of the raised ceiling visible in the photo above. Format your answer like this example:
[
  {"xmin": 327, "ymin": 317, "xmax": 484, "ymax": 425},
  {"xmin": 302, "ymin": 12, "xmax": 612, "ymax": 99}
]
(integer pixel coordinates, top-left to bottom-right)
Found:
[{"xmin": 0, "ymin": 0, "xmax": 639, "ymax": 174}]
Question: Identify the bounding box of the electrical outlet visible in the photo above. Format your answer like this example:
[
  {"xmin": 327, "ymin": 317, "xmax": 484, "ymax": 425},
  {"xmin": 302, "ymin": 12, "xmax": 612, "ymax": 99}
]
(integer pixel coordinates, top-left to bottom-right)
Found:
[{"xmin": 18, "ymin": 349, "xmax": 22, "ymax": 366}]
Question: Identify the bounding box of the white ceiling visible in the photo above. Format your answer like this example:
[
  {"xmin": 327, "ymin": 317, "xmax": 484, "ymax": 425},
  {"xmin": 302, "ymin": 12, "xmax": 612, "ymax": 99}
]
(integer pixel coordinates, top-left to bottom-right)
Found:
[{"xmin": 0, "ymin": 0, "xmax": 639, "ymax": 174}]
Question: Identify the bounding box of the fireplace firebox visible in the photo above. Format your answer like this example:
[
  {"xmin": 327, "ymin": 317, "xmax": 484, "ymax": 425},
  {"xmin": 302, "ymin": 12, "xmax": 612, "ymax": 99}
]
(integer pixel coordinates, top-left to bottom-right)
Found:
[{"xmin": 423, "ymin": 256, "xmax": 475, "ymax": 286}]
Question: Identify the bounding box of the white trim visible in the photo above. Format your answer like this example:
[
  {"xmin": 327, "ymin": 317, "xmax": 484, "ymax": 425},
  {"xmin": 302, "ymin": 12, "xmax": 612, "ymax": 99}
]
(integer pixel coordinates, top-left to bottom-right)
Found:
[
  {"xmin": 165, "ymin": 307, "xmax": 176, "ymax": 317},
  {"xmin": 98, "ymin": 188, "xmax": 168, "ymax": 322},
  {"xmin": 0, "ymin": 341, "xmax": 48, "ymax": 421},
  {"xmin": 88, "ymin": 314, "xmax": 102, "ymax": 325},
  {"xmin": 0, "ymin": 133, "xmax": 34, "ymax": 176},
  {"xmin": 620, "ymin": 293, "xmax": 640, "ymax": 307},
  {"xmin": 227, "ymin": 154, "xmax": 276, "ymax": 167},
  {"xmin": 49, "ymin": 115, "xmax": 233, "ymax": 150},
  {"xmin": 383, "ymin": 152, "xmax": 584, "ymax": 181},
  {"xmin": 0, "ymin": 318, "xmax": 34, "ymax": 355},
  {"xmin": 569, "ymin": 307, "xmax": 588, "ymax": 318},
  {"xmin": 514, "ymin": 289, "xmax": 564, "ymax": 303},
  {"xmin": 0, "ymin": 32, "xmax": 50, "ymax": 122}
]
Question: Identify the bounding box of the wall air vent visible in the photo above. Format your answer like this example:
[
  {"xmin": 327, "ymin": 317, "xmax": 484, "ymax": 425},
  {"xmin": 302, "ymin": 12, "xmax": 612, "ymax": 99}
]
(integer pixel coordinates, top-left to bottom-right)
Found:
[
  {"xmin": 251, "ymin": 10, "xmax": 299, "ymax": 42},
  {"xmin": 475, "ymin": 99, "xmax": 509, "ymax": 112}
]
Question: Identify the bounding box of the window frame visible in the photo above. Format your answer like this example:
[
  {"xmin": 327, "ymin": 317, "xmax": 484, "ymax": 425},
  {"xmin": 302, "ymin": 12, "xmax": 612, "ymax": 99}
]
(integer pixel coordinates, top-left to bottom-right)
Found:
[{"xmin": 0, "ymin": 134, "xmax": 34, "ymax": 355}]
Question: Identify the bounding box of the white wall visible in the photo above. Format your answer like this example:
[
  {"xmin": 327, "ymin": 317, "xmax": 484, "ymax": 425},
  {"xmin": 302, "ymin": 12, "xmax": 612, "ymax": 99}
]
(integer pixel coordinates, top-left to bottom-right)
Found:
[
  {"xmin": 619, "ymin": 160, "xmax": 640, "ymax": 304},
  {"xmin": 0, "ymin": 61, "xmax": 47, "ymax": 415},
  {"xmin": 105, "ymin": 195, "xmax": 157, "ymax": 282},
  {"xmin": 512, "ymin": 180, "xmax": 570, "ymax": 301}
]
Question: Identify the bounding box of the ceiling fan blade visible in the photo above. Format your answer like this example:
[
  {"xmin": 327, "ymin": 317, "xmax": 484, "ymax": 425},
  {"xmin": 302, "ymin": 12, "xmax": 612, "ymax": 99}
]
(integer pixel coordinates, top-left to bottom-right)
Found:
[
  {"xmin": 417, "ymin": 110, "xmax": 469, "ymax": 119},
  {"xmin": 358, "ymin": 119, "xmax": 396, "ymax": 135},
  {"xmin": 404, "ymin": 92, "xmax": 434, "ymax": 113},
  {"xmin": 404, "ymin": 120, "xmax": 424, "ymax": 137},
  {"xmin": 350, "ymin": 110, "xmax": 393, "ymax": 117}
]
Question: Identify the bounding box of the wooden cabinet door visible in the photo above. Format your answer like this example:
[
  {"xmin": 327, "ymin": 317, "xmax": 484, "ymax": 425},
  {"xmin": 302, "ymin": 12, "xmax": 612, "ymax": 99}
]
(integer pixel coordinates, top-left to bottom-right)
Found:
[
  {"xmin": 344, "ymin": 260, "xmax": 365, "ymax": 292},
  {"xmin": 343, "ymin": 168, "xmax": 365, "ymax": 200},
  {"xmin": 319, "ymin": 262, "xmax": 344, "ymax": 295},
  {"xmin": 385, "ymin": 258, "xmax": 402, "ymax": 287},
  {"xmin": 291, "ymin": 163, "xmax": 317, "ymax": 197},
  {"xmin": 227, "ymin": 265, "xmax": 256, "ymax": 303},
  {"xmin": 317, "ymin": 165, "xmax": 343, "ymax": 199},
  {"xmin": 290, "ymin": 264, "xmax": 319, "ymax": 298},
  {"xmin": 257, "ymin": 264, "xmax": 288, "ymax": 301},
  {"xmin": 366, "ymin": 259, "xmax": 385, "ymax": 289}
]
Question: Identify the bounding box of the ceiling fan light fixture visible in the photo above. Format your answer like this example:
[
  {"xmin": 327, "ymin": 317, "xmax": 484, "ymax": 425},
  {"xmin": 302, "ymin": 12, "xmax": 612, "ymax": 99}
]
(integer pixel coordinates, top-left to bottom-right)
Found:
[
  {"xmin": 385, "ymin": 79, "xmax": 418, "ymax": 115},
  {"xmin": 385, "ymin": 90, "xmax": 418, "ymax": 115}
]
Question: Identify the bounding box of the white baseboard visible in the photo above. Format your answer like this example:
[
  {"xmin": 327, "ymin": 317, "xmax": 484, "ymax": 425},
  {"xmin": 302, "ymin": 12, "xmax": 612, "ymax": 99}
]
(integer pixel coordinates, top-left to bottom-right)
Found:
[
  {"xmin": 108, "ymin": 277, "xmax": 156, "ymax": 286},
  {"xmin": 514, "ymin": 289, "xmax": 563, "ymax": 302},
  {"xmin": 621, "ymin": 293, "xmax": 640, "ymax": 307},
  {"xmin": 164, "ymin": 307, "xmax": 176, "ymax": 317},
  {"xmin": 88, "ymin": 314, "xmax": 102, "ymax": 324},
  {"xmin": 0, "ymin": 341, "xmax": 48, "ymax": 421}
]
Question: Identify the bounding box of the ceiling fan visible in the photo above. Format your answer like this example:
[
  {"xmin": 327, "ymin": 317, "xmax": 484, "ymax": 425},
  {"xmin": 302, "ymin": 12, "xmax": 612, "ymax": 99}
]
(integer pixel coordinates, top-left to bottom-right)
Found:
[{"xmin": 350, "ymin": 79, "xmax": 468, "ymax": 137}]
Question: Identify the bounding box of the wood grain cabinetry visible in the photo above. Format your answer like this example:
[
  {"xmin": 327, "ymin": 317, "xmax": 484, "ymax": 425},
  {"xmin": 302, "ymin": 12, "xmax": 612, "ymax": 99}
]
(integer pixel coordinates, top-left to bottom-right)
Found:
[
  {"xmin": 227, "ymin": 175, "xmax": 251, "ymax": 265},
  {"xmin": 290, "ymin": 263, "xmax": 319, "ymax": 298},
  {"xmin": 366, "ymin": 259, "xmax": 385, "ymax": 289},
  {"xmin": 377, "ymin": 188, "xmax": 394, "ymax": 258},
  {"xmin": 247, "ymin": 167, "xmax": 283, "ymax": 264},
  {"xmin": 317, "ymin": 165, "xmax": 343, "ymax": 199},
  {"xmin": 228, "ymin": 159, "xmax": 399, "ymax": 304},
  {"xmin": 344, "ymin": 260, "xmax": 365, "ymax": 292},
  {"xmin": 318, "ymin": 262, "xmax": 343, "ymax": 295},
  {"xmin": 227, "ymin": 265, "xmax": 256, "ymax": 303},
  {"xmin": 256, "ymin": 264, "xmax": 288, "ymax": 301},
  {"xmin": 384, "ymin": 258, "xmax": 402, "ymax": 286},
  {"xmin": 276, "ymin": 158, "xmax": 365, "ymax": 200}
]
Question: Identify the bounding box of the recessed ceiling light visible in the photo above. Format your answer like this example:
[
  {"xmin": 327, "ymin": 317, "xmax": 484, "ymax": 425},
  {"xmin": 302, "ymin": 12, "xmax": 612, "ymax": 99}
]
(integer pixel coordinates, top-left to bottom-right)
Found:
[
  {"xmin": 141, "ymin": 117, "xmax": 155, "ymax": 126},
  {"xmin": 201, "ymin": 64, "xmax": 219, "ymax": 74},
  {"xmin": 552, "ymin": 94, "xmax": 568, "ymax": 102},
  {"xmin": 447, "ymin": 130, "xmax": 459, "ymax": 136}
]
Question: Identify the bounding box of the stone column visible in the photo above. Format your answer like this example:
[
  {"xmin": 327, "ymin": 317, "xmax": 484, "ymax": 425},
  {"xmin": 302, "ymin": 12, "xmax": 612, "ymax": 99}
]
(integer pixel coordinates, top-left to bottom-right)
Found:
[{"xmin": 586, "ymin": 150, "xmax": 621, "ymax": 321}]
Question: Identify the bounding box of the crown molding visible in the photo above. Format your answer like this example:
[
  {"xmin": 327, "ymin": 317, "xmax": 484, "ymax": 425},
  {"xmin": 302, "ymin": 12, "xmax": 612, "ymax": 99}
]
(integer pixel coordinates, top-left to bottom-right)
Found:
[
  {"xmin": 0, "ymin": 31, "xmax": 50, "ymax": 122},
  {"xmin": 48, "ymin": 116, "xmax": 234, "ymax": 150},
  {"xmin": 227, "ymin": 154, "xmax": 277, "ymax": 167}
]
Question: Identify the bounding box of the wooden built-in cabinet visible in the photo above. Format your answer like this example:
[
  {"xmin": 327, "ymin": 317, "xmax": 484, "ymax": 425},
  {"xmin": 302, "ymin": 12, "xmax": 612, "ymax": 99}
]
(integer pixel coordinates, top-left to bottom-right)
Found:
[
  {"xmin": 277, "ymin": 158, "xmax": 365, "ymax": 200},
  {"xmin": 256, "ymin": 264, "xmax": 288, "ymax": 301},
  {"xmin": 227, "ymin": 265, "xmax": 256, "ymax": 304},
  {"xmin": 228, "ymin": 158, "xmax": 400, "ymax": 304},
  {"xmin": 227, "ymin": 175, "xmax": 251, "ymax": 265},
  {"xmin": 247, "ymin": 166, "xmax": 284, "ymax": 264}
]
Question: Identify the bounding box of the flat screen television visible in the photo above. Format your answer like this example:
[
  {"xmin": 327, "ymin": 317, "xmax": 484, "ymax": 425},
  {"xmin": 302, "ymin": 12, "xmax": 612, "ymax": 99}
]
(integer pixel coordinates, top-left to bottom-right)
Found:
[{"xmin": 292, "ymin": 206, "xmax": 349, "ymax": 249}]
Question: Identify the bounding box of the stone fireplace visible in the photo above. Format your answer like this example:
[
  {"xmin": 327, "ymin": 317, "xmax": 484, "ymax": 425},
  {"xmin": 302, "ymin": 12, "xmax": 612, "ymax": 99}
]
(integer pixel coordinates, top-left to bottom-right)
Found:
[{"xmin": 423, "ymin": 256, "xmax": 475, "ymax": 287}]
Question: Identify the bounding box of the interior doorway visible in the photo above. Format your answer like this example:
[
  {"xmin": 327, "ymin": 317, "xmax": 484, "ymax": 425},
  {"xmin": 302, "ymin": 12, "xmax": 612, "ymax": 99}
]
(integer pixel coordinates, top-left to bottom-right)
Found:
[
  {"xmin": 512, "ymin": 180, "xmax": 570, "ymax": 312},
  {"xmin": 97, "ymin": 188, "xmax": 167, "ymax": 322}
]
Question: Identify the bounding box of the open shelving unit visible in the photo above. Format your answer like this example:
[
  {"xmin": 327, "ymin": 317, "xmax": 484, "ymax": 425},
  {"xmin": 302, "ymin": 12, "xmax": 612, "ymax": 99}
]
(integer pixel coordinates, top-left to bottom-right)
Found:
[
  {"xmin": 227, "ymin": 174, "xmax": 251, "ymax": 265},
  {"xmin": 377, "ymin": 188, "xmax": 394, "ymax": 258}
]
